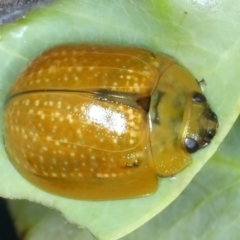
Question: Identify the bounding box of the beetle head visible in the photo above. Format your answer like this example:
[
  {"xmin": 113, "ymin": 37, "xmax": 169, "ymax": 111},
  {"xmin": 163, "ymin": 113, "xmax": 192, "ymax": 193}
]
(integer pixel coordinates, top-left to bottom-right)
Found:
[{"xmin": 183, "ymin": 92, "xmax": 218, "ymax": 153}]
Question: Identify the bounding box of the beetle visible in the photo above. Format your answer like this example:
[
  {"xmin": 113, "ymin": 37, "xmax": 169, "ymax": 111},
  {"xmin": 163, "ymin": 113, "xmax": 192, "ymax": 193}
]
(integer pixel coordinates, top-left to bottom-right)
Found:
[{"xmin": 2, "ymin": 44, "xmax": 218, "ymax": 200}]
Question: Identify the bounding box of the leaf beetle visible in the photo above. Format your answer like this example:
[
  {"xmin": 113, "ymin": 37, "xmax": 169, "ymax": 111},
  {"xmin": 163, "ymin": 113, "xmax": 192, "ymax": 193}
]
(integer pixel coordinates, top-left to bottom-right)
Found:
[{"xmin": 3, "ymin": 44, "xmax": 218, "ymax": 200}]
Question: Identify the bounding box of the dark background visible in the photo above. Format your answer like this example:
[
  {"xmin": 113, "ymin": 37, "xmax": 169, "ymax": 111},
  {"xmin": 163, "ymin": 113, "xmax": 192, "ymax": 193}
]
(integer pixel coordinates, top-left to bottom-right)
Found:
[
  {"xmin": 0, "ymin": 198, "xmax": 19, "ymax": 240},
  {"xmin": 0, "ymin": 0, "xmax": 53, "ymax": 25}
]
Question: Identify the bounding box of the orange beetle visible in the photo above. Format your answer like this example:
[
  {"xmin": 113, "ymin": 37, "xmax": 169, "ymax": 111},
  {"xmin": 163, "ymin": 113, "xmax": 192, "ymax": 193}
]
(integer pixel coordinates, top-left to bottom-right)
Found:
[{"xmin": 3, "ymin": 45, "xmax": 218, "ymax": 200}]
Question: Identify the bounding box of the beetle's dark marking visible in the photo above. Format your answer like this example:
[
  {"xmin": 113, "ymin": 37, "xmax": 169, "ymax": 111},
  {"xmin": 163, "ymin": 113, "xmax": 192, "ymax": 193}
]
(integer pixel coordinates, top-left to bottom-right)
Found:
[
  {"xmin": 4, "ymin": 89, "xmax": 139, "ymax": 107},
  {"xmin": 125, "ymin": 160, "xmax": 140, "ymax": 168},
  {"xmin": 93, "ymin": 89, "xmax": 139, "ymax": 100},
  {"xmin": 150, "ymin": 52, "xmax": 156, "ymax": 59},
  {"xmin": 5, "ymin": 88, "xmax": 139, "ymax": 102},
  {"xmin": 136, "ymin": 97, "xmax": 151, "ymax": 112},
  {"xmin": 96, "ymin": 90, "xmax": 151, "ymax": 112},
  {"xmin": 82, "ymin": 89, "xmax": 151, "ymax": 113},
  {"xmin": 94, "ymin": 92, "xmax": 144, "ymax": 110},
  {"xmin": 3, "ymin": 89, "xmax": 89, "ymax": 106},
  {"xmin": 152, "ymin": 91, "xmax": 165, "ymax": 124}
]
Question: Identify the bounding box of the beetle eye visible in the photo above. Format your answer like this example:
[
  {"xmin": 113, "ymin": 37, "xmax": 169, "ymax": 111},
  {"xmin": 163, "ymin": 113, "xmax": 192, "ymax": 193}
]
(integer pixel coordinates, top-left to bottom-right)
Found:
[
  {"xmin": 205, "ymin": 129, "xmax": 216, "ymax": 141},
  {"xmin": 184, "ymin": 137, "xmax": 199, "ymax": 153},
  {"xmin": 205, "ymin": 109, "xmax": 218, "ymax": 122},
  {"xmin": 193, "ymin": 92, "xmax": 206, "ymax": 102}
]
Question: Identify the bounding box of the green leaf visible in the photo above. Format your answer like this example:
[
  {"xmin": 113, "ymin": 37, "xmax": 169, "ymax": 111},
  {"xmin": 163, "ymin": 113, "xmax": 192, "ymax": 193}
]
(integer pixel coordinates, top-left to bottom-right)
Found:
[{"xmin": 1, "ymin": 0, "xmax": 240, "ymax": 239}]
